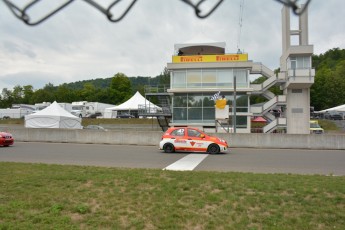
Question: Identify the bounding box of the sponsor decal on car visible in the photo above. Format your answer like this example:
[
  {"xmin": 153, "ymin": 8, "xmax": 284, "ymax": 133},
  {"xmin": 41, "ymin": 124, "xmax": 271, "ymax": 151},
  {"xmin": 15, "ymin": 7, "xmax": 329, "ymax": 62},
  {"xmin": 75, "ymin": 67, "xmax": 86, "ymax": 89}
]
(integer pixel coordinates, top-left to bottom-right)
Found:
[{"xmin": 174, "ymin": 139, "xmax": 187, "ymax": 143}]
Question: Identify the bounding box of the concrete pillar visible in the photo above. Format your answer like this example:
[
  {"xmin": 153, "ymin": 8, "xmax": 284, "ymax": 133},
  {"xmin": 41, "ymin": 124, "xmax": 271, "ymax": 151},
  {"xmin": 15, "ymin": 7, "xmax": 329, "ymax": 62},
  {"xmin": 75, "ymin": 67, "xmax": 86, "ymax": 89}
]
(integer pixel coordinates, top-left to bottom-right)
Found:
[
  {"xmin": 280, "ymin": 5, "xmax": 312, "ymax": 134},
  {"xmin": 299, "ymin": 4, "xmax": 309, "ymax": 45}
]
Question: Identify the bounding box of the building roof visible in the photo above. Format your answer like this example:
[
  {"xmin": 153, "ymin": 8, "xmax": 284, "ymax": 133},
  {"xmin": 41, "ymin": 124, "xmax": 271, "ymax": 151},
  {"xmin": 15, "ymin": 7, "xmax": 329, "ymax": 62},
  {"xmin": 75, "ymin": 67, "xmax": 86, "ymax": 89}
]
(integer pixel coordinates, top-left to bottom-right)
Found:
[
  {"xmin": 174, "ymin": 41, "xmax": 226, "ymax": 56},
  {"xmin": 174, "ymin": 34, "xmax": 226, "ymax": 55}
]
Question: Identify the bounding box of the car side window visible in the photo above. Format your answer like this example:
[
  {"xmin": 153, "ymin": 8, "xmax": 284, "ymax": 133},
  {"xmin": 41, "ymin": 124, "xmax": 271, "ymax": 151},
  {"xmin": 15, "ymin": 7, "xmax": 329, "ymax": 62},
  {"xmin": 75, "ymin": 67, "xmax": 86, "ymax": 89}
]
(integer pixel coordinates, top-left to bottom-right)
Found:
[
  {"xmin": 171, "ymin": 128, "xmax": 185, "ymax": 136},
  {"xmin": 188, "ymin": 129, "xmax": 201, "ymax": 137}
]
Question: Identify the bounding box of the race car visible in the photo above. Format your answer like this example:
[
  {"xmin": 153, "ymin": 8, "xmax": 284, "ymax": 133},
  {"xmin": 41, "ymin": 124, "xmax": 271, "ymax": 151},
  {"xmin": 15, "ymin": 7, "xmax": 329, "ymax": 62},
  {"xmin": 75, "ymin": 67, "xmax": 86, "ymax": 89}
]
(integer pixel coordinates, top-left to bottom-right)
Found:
[
  {"xmin": 159, "ymin": 127, "xmax": 228, "ymax": 154},
  {"xmin": 0, "ymin": 131, "xmax": 14, "ymax": 147}
]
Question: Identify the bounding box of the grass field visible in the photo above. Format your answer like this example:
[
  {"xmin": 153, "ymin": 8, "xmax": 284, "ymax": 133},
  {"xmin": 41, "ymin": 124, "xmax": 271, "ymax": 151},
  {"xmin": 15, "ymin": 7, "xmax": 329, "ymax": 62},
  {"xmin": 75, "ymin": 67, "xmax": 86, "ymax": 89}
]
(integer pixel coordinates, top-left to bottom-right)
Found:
[
  {"xmin": 318, "ymin": 119, "xmax": 341, "ymax": 132},
  {"xmin": 0, "ymin": 162, "xmax": 344, "ymax": 229}
]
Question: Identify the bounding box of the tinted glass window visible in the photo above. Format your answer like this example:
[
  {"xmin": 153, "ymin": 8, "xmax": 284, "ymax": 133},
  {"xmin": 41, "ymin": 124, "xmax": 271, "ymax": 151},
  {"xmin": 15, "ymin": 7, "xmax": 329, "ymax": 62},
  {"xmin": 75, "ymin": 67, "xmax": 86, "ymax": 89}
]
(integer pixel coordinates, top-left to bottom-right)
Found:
[
  {"xmin": 187, "ymin": 128, "xmax": 202, "ymax": 137},
  {"xmin": 171, "ymin": 128, "xmax": 185, "ymax": 136}
]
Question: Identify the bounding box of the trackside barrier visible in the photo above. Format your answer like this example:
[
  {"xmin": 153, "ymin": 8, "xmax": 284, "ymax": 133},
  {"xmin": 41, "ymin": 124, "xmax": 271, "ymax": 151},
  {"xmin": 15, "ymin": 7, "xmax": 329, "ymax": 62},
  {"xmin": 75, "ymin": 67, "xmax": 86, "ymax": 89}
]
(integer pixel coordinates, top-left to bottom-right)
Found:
[{"xmin": 4, "ymin": 127, "xmax": 345, "ymax": 150}]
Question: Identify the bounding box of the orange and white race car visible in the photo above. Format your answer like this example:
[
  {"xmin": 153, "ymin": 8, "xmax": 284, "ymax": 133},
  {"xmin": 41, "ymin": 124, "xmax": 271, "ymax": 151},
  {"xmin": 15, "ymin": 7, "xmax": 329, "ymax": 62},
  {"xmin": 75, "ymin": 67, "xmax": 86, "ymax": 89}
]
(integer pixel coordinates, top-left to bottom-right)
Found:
[{"xmin": 159, "ymin": 127, "xmax": 228, "ymax": 154}]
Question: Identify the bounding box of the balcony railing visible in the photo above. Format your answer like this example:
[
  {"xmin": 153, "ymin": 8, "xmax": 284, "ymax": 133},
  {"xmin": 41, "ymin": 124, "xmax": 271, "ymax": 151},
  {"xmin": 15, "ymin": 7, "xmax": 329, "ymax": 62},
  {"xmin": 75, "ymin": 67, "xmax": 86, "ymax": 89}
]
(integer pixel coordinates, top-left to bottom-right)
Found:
[
  {"xmin": 287, "ymin": 68, "xmax": 315, "ymax": 78},
  {"xmin": 144, "ymin": 85, "xmax": 170, "ymax": 94}
]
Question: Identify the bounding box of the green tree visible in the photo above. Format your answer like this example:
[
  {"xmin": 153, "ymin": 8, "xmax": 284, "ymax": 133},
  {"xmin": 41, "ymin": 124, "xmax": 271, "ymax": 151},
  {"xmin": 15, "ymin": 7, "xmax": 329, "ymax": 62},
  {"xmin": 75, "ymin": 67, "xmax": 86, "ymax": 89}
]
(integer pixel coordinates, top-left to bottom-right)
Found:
[
  {"xmin": 55, "ymin": 84, "xmax": 78, "ymax": 103},
  {"xmin": 12, "ymin": 85, "xmax": 24, "ymax": 104},
  {"xmin": 23, "ymin": 85, "xmax": 34, "ymax": 104},
  {"xmin": 311, "ymin": 48, "xmax": 345, "ymax": 110},
  {"xmin": 158, "ymin": 67, "xmax": 170, "ymax": 86},
  {"xmin": 79, "ymin": 83, "xmax": 98, "ymax": 102},
  {"xmin": 95, "ymin": 88, "xmax": 117, "ymax": 105},
  {"xmin": 31, "ymin": 89, "xmax": 54, "ymax": 104},
  {"xmin": 1, "ymin": 88, "xmax": 13, "ymax": 108},
  {"xmin": 313, "ymin": 48, "xmax": 345, "ymax": 70},
  {"xmin": 110, "ymin": 73, "xmax": 132, "ymax": 104}
]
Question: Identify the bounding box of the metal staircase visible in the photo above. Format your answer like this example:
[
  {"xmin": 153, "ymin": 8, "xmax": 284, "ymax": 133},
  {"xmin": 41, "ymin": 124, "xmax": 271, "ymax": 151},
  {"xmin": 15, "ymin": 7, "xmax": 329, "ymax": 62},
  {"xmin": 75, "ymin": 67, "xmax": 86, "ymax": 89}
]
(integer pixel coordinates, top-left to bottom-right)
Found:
[
  {"xmin": 157, "ymin": 115, "xmax": 171, "ymax": 131},
  {"xmin": 250, "ymin": 64, "xmax": 286, "ymax": 99},
  {"xmin": 155, "ymin": 93, "xmax": 172, "ymax": 131},
  {"xmin": 138, "ymin": 85, "xmax": 172, "ymax": 132},
  {"xmin": 250, "ymin": 63, "xmax": 287, "ymax": 133},
  {"xmin": 251, "ymin": 96, "xmax": 287, "ymax": 133}
]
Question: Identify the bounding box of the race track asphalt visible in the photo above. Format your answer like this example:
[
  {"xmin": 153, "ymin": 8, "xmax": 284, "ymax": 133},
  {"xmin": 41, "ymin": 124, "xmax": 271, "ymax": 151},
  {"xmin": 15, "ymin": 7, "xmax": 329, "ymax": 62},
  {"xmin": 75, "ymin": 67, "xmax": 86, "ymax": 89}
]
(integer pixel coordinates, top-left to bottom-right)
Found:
[{"xmin": 1, "ymin": 142, "xmax": 344, "ymax": 176}]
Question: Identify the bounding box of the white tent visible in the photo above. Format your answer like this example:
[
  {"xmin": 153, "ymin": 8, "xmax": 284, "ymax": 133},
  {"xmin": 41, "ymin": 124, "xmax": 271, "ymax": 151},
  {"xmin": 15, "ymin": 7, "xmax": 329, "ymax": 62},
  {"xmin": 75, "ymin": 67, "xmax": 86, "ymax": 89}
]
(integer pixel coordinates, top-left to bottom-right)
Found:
[
  {"xmin": 319, "ymin": 104, "xmax": 345, "ymax": 112},
  {"xmin": 104, "ymin": 91, "xmax": 161, "ymax": 118},
  {"xmin": 25, "ymin": 101, "xmax": 82, "ymax": 129}
]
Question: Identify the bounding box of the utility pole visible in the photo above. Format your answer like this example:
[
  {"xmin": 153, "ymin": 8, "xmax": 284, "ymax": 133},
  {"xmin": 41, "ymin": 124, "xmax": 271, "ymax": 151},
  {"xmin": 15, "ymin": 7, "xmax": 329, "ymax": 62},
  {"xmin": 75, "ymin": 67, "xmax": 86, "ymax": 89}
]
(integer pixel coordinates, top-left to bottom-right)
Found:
[{"xmin": 233, "ymin": 75, "xmax": 237, "ymax": 133}]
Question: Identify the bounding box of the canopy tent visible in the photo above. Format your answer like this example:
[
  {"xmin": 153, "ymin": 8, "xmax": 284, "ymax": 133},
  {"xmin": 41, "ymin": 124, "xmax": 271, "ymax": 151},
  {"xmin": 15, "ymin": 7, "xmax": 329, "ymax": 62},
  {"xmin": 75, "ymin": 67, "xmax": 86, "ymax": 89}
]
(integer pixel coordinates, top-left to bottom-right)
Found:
[
  {"xmin": 251, "ymin": 117, "xmax": 267, "ymax": 123},
  {"xmin": 25, "ymin": 101, "xmax": 82, "ymax": 129},
  {"xmin": 104, "ymin": 91, "xmax": 161, "ymax": 118},
  {"xmin": 319, "ymin": 104, "xmax": 345, "ymax": 113}
]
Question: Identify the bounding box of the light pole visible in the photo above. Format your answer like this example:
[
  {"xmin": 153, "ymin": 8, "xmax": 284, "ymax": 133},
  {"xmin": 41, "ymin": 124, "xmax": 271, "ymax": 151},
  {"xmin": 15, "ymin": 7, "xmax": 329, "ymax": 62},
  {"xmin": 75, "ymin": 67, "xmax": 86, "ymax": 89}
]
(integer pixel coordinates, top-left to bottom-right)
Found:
[{"xmin": 233, "ymin": 75, "xmax": 237, "ymax": 133}]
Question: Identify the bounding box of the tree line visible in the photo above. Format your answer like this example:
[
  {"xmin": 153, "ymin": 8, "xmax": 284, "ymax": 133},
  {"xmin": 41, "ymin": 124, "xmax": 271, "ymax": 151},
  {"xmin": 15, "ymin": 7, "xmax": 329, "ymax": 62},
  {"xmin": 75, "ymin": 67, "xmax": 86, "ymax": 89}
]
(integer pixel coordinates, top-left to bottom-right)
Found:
[
  {"xmin": 0, "ymin": 69, "xmax": 169, "ymax": 108},
  {"xmin": 1, "ymin": 49, "xmax": 344, "ymax": 111},
  {"xmin": 311, "ymin": 48, "xmax": 345, "ymax": 111}
]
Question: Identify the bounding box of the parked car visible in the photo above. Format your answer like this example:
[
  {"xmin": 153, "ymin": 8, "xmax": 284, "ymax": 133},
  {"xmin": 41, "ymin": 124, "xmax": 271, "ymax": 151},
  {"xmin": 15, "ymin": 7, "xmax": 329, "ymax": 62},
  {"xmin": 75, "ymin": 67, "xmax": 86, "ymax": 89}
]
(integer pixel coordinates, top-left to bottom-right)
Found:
[
  {"xmin": 0, "ymin": 131, "xmax": 14, "ymax": 147},
  {"xmin": 330, "ymin": 114, "xmax": 343, "ymax": 120},
  {"xmin": 159, "ymin": 127, "xmax": 228, "ymax": 154},
  {"xmin": 117, "ymin": 113, "xmax": 135, "ymax": 118},
  {"xmin": 309, "ymin": 120, "xmax": 324, "ymax": 134},
  {"xmin": 84, "ymin": 125, "xmax": 107, "ymax": 131}
]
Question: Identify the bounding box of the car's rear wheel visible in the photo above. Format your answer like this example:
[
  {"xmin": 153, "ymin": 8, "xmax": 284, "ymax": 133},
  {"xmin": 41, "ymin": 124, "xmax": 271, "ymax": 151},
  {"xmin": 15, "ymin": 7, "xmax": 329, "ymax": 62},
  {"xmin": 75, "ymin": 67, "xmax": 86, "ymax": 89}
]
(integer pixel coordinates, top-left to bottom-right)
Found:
[
  {"xmin": 163, "ymin": 143, "xmax": 175, "ymax": 153},
  {"xmin": 207, "ymin": 144, "xmax": 220, "ymax": 154}
]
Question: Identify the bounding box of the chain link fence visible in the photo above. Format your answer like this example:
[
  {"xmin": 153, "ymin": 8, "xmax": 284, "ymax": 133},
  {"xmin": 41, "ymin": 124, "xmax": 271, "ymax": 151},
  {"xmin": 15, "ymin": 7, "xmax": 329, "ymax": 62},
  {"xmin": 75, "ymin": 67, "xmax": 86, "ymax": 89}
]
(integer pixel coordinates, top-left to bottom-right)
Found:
[{"xmin": 3, "ymin": 0, "xmax": 311, "ymax": 26}]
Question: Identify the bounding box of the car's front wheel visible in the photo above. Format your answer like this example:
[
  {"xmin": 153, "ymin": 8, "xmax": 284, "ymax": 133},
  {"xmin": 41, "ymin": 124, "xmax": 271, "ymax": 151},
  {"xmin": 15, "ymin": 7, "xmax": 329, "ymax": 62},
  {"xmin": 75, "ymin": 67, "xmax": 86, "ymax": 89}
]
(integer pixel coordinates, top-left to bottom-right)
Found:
[
  {"xmin": 207, "ymin": 144, "xmax": 220, "ymax": 154},
  {"xmin": 163, "ymin": 143, "xmax": 175, "ymax": 153}
]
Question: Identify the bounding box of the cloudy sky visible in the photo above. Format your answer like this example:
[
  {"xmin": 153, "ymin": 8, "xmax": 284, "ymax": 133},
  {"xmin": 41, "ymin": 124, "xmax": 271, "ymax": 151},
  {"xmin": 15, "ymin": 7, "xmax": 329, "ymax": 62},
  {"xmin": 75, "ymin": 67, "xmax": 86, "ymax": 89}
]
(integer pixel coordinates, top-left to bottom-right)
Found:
[{"xmin": 1, "ymin": 0, "xmax": 344, "ymax": 92}]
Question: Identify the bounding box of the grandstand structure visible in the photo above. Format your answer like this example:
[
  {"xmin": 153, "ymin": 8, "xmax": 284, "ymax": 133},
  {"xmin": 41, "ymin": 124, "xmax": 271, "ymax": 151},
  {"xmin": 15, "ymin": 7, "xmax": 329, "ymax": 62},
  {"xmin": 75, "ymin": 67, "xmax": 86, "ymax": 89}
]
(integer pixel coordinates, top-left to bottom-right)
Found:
[{"xmin": 143, "ymin": 4, "xmax": 314, "ymax": 134}]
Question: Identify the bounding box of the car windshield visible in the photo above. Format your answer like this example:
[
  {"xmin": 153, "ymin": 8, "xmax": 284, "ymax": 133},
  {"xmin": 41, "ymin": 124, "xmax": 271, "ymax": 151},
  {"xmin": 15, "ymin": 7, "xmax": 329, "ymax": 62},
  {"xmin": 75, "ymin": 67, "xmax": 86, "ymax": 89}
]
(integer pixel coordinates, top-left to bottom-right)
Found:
[
  {"xmin": 310, "ymin": 123, "xmax": 321, "ymax": 128},
  {"xmin": 72, "ymin": 105, "xmax": 83, "ymax": 110}
]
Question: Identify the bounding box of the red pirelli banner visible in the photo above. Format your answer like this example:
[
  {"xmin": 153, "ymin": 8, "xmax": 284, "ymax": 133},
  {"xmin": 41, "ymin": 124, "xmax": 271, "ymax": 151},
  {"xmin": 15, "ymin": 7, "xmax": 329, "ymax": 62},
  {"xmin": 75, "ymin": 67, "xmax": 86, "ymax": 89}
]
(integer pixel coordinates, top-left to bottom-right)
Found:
[{"xmin": 172, "ymin": 54, "xmax": 248, "ymax": 63}]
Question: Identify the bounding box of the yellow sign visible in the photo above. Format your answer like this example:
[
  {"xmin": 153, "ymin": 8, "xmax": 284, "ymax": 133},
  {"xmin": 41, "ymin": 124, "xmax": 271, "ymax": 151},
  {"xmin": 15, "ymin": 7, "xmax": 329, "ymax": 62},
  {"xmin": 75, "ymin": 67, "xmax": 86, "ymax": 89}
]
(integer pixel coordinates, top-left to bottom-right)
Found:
[
  {"xmin": 172, "ymin": 54, "xmax": 248, "ymax": 63},
  {"xmin": 215, "ymin": 99, "xmax": 227, "ymax": 109}
]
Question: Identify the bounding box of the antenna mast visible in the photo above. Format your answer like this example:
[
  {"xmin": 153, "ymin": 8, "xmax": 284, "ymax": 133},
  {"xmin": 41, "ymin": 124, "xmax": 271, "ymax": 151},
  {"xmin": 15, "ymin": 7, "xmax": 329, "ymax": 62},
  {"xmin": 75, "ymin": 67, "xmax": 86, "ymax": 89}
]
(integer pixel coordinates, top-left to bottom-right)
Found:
[{"xmin": 237, "ymin": 0, "xmax": 245, "ymax": 53}]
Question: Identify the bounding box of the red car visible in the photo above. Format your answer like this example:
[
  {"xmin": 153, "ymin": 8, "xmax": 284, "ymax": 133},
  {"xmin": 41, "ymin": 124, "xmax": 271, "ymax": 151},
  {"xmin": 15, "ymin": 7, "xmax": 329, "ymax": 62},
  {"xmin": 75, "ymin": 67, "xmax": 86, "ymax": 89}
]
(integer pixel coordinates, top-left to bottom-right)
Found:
[
  {"xmin": 0, "ymin": 131, "xmax": 14, "ymax": 147},
  {"xmin": 159, "ymin": 127, "xmax": 228, "ymax": 154}
]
